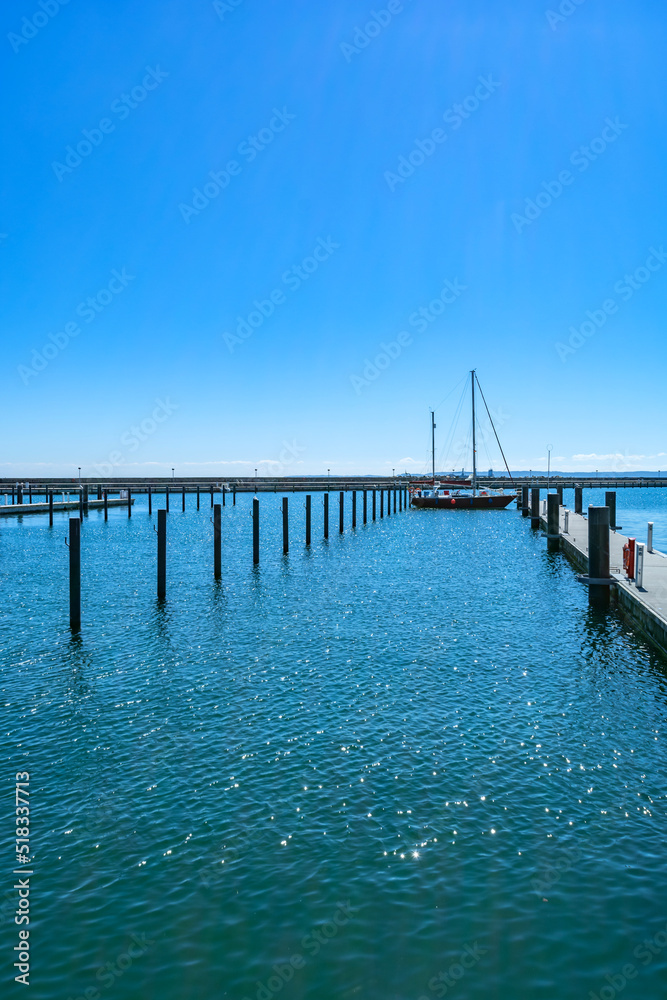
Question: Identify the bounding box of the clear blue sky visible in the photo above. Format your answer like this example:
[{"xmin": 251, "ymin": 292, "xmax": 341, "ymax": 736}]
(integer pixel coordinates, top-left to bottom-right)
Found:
[{"xmin": 2, "ymin": 0, "xmax": 666, "ymax": 477}]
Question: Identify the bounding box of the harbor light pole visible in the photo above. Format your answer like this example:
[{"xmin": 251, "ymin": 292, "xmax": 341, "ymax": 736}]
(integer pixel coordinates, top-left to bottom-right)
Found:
[{"xmin": 547, "ymin": 444, "xmax": 552, "ymax": 491}]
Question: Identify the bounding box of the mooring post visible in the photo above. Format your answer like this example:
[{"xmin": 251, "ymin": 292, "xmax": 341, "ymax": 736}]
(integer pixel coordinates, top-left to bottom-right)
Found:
[
  {"xmin": 386, "ymin": 489, "xmax": 390, "ymax": 518},
  {"xmin": 210, "ymin": 484, "xmax": 214, "ymax": 508},
  {"xmin": 521, "ymin": 486, "xmax": 530, "ymax": 517},
  {"xmin": 305, "ymin": 494, "xmax": 312, "ymax": 546},
  {"xmin": 339, "ymin": 492, "xmax": 344, "ymax": 534},
  {"xmin": 352, "ymin": 491, "xmax": 357, "ymax": 528},
  {"xmin": 104, "ymin": 490, "xmax": 108, "ymax": 521},
  {"xmin": 214, "ymin": 503, "xmax": 222, "ymax": 578},
  {"xmin": 530, "ymin": 487, "xmax": 540, "ymax": 529},
  {"xmin": 380, "ymin": 490, "xmax": 384, "ymax": 519},
  {"xmin": 69, "ymin": 516, "xmax": 81, "ymax": 630},
  {"xmin": 182, "ymin": 485, "xmax": 186, "ymax": 512},
  {"xmin": 233, "ymin": 487, "xmax": 236, "ymax": 506},
  {"xmin": 324, "ymin": 493, "xmax": 329, "ymax": 539},
  {"xmin": 282, "ymin": 497, "xmax": 289, "ymax": 554},
  {"xmin": 605, "ymin": 491, "xmax": 617, "ymax": 530},
  {"xmin": 588, "ymin": 505, "xmax": 610, "ymax": 604},
  {"xmin": 12, "ymin": 486, "xmax": 15, "ymax": 504},
  {"xmin": 222, "ymin": 485, "xmax": 226, "ymax": 507},
  {"xmin": 648, "ymin": 521, "xmax": 654, "ymax": 552},
  {"xmin": 393, "ymin": 489, "xmax": 397, "ymax": 514},
  {"xmin": 28, "ymin": 484, "xmax": 32, "ymax": 504},
  {"xmin": 166, "ymin": 485, "xmax": 170, "ymax": 513},
  {"xmin": 79, "ymin": 489, "xmax": 84, "ymax": 521},
  {"xmin": 49, "ymin": 490, "xmax": 53, "ymax": 527},
  {"xmin": 253, "ymin": 497, "xmax": 260, "ymax": 564},
  {"xmin": 197, "ymin": 485, "xmax": 200, "ymax": 510},
  {"xmin": 127, "ymin": 487, "xmax": 132, "ymax": 518},
  {"xmin": 148, "ymin": 485, "xmax": 152, "ymax": 515},
  {"xmin": 547, "ymin": 493, "xmax": 560, "ymax": 551},
  {"xmin": 574, "ymin": 486, "xmax": 582, "ymax": 515},
  {"xmin": 363, "ymin": 490, "xmax": 367, "ymax": 524},
  {"xmin": 372, "ymin": 490, "xmax": 376, "ymax": 521},
  {"xmin": 157, "ymin": 508, "xmax": 167, "ymax": 599},
  {"xmin": 636, "ymin": 542, "xmax": 645, "ymax": 589},
  {"xmin": 556, "ymin": 485, "xmax": 564, "ymax": 506},
  {"xmin": 17, "ymin": 485, "xmax": 23, "ymax": 505},
  {"xmin": 399, "ymin": 489, "xmax": 402, "ymax": 513}
]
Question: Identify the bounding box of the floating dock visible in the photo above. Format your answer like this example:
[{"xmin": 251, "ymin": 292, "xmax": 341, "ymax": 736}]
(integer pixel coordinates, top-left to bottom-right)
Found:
[
  {"xmin": 539, "ymin": 503, "xmax": 667, "ymax": 656},
  {"xmin": 0, "ymin": 498, "xmax": 132, "ymax": 517}
]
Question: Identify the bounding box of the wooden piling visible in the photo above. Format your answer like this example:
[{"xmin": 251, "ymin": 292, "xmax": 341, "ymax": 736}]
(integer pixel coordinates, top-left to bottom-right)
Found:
[
  {"xmin": 339, "ymin": 492, "xmax": 344, "ymax": 533},
  {"xmin": 148, "ymin": 485, "xmax": 152, "ymax": 515},
  {"xmin": 547, "ymin": 493, "xmax": 560, "ymax": 551},
  {"xmin": 197, "ymin": 485, "xmax": 200, "ymax": 510},
  {"xmin": 574, "ymin": 486, "xmax": 582, "ymax": 515},
  {"xmin": 222, "ymin": 485, "xmax": 226, "ymax": 507},
  {"xmin": 283, "ymin": 497, "xmax": 289, "ymax": 554},
  {"xmin": 521, "ymin": 486, "xmax": 530, "ymax": 517},
  {"xmin": 557, "ymin": 485, "xmax": 564, "ymax": 506},
  {"xmin": 69, "ymin": 517, "xmax": 81, "ymax": 630},
  {"xmin": 157, "ymin": 509, "xmax": 167, "ymax": 598},
  {"xmin": 233, "ymin": 487, "xmax": 236, "ymax": 506},
  {"xmin": 588, "ymin": 505, "xmax": 610, "ymax": 604},
  {"xmin": 127, "ymin": 488, "xmax": 132, "ymax": 517},
  {"xmin": 253, "ymin": 497, "xmax": 259, "ymax": 564},
  {"xmin": 214, "ymin": 503, "xmax": 222, "ymax": 578},
  {"xmin": 210, "ymin": 484, "xmax": 214, "ymax": 508},
  {"xmin": 166, "ymin": 485, "xmax": 170, "ymax": 512},
  {"xmin": 28, "ymin": 484, "xmax": 32, "ymax": 504},
  {"xmin": 380, "ymin": 490, "xmax": 384, "ymax": 519},
  {"xmin": 530, "ymin": 487, "xmax": 540, "ymax": 529},
  {"xmin": 79, "ymin": 489, "xmax": 84, "ymax": 521},
  {"xmin": 182, "ymin": 485, "xmax": 186, "ymax": 512},
  {"xmin": 306, "ymin": 494, "xmax": 311, "ymax": 546},
  {"xmin": 605, "ymin": 491, "xmax": 617, "ymax": 530},
  {"xmin": 324, "ymin": 493, "xmax": 329, "ymax": 539},
  {"xmin": 363, "ymin": 490, "xmax": 367, "ymax": 524},
  {"xmin": 104, "ymin": 490, "xmax": 108, "ymax": 521},
  {"xmin": 48, "ymin": 490, "xmax": 53, "ymax": 527},
  {"xmin": 352, "ymin": 491, "xmax": 357, "ymax": 528},
  {"xmin": 393, "ymin": 489, "xmax": 397, "ymax": 514},
  {"xmin": 372, "ymin": 490, "xmax": 376, "ymax": 521},
  {"xmin": 17, "ymin": 485, "xmax": 23, "ymax": 505}
]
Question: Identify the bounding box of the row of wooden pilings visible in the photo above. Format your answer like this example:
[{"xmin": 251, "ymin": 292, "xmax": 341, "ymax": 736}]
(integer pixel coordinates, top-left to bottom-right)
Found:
[
  {"xmin": 518, "ymin": 485, "xmax": 617, "ymax": 603},
  {"xmin": 68, "ymin": 487, "xmax": 410, "ymax": 630}
]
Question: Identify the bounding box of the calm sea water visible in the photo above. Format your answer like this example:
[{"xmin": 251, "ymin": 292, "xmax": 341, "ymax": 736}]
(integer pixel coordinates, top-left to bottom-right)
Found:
[{"xmin": 1, "ymin": 488, "xmax": 666, "ymax": 1000}]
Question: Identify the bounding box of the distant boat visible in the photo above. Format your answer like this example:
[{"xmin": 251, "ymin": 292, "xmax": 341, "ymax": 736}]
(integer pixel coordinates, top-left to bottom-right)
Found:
[{"xmin": 411, "ymin": 371, "xmax": 516, "ymax": 510}]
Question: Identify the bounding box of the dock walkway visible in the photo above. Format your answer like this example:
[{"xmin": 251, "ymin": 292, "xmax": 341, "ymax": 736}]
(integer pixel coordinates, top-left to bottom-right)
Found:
[
  {"xmin": 539, "ymin": 504, "xmax": 667, "ymax": 654},
  {"xmin": 0, "ymin": 498, "xmax": 132, "ymax": 517}
]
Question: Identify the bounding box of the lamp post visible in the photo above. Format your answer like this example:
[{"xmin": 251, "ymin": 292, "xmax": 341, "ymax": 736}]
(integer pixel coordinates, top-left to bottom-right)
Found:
[
  {"xmin": 78, "ymin": 467, "xmax": 81, "ymax": 481},
  {"xmin": 171, "ymin": 468, "xmax": 174, "ymax": 479},
  {"xmin": 546, "ymin": 444, "xmax": 553, "ymax": 491}
]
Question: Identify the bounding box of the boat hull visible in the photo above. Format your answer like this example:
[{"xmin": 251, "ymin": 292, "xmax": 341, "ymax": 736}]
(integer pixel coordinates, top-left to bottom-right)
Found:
[{"xmin": 411, "ymin": 494, "xmax": 515, "ymax": 509}]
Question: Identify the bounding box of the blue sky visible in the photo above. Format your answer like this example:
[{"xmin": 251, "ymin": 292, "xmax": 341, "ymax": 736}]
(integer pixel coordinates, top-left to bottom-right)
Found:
[{"xmin": 2, "ymin": 0, "xmax": 666, "ymax": 477}]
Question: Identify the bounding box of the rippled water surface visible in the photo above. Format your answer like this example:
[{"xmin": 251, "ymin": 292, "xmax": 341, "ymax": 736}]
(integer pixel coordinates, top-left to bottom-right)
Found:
[{"xmin": 1, "ymin": 488, "xmax": 667, "ymax": 1000}]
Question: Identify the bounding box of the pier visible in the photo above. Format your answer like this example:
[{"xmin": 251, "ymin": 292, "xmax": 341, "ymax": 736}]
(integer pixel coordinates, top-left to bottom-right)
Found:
[{"xmin": 534, "ymin": 496, "xmax": 667, "ymax": 656}]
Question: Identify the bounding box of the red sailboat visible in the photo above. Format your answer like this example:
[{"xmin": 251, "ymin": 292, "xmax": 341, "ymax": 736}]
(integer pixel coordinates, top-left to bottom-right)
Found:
[{"xmin": 410, "ymin": 371, "xmax": 516, "ymax": 510}]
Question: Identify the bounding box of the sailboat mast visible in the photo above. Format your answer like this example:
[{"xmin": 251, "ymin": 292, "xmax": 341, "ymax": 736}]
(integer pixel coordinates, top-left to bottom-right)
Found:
[
  {"xmin": 471, "ymin": 370, "xmax": 477, "ymax": 495},
  {"xmin": 431, "ymin": 410, "xmax": 436, "ymax": 483}
]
